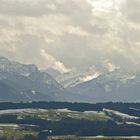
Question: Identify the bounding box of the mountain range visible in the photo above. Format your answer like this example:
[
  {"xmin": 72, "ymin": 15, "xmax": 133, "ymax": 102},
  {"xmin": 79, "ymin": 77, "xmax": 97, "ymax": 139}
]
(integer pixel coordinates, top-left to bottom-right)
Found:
[
  {"xmin": 47, "ymin": 66, "xmax": 140, "ymax": 102},
  {"xmin": 0, "ymin": 57, "xmax": 68, "ymax": 102},
  {"xmin": 69, "ymin": 71, "xmax": 140, "ymax": 102},
  {"xmin": 0, "ymin": 57, "xmax": 140, "ymax": 102}
]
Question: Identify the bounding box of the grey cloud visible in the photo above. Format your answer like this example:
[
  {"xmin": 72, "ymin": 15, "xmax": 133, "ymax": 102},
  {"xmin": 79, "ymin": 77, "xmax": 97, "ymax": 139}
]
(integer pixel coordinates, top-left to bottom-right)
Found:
[
  {"xmin": 0, "ymin": 0, "xmax": 58, "ymax": 17},
  {"xmin": 122, "ymin": 0, "xmax": 140, "ymax": 24},
  {"xmin": 0, "ymin": 0, "xmax": 140, "ymax": 73}
]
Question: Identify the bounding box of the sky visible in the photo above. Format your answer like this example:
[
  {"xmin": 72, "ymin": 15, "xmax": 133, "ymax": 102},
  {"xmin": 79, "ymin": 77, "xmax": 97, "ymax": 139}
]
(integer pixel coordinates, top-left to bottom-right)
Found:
[{"xmin": 0, "ymin": 0, "xmax": 140, "ymax": 73}]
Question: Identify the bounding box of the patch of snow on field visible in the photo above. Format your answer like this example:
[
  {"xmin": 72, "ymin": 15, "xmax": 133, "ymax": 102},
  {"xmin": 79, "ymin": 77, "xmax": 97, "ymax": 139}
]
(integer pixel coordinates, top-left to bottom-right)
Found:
[
  {"xmin": 0, "ymin": 108, "xmax": 45, "ymax": 114},
  {"xmin": 0, "ymin": 124, "xmax": 19, "ymax": 127},
  {"xmin": 84, "ymin": 111, "xmax": 105, "ymax": 116},
  {"xmin": 31, "ymin": 90, "xmax": 36, "ymax": 95},
  {"xmin": 126, "ymin": 122, "xmax": 140, "ymax": 126},
  {"xmin": 56, "ymin": 108, "xmax": 76, "ymax": 112},
  {"xmin": 129, "ymin": 107, "xmax": 140, "ymax": 111},
  {"xmin": 103, "ymin": 108, "xmax": 139, "ymax": 119},
  {"xmin": 84, "ymin": 111, "xmax": 98, "ymax": 113}
]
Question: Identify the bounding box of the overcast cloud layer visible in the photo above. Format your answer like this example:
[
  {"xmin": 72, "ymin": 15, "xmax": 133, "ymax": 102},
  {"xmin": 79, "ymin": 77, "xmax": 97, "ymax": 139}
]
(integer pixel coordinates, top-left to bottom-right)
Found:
[{"xmin": 0, "ymin": 0, "xmax": 140, "ymax": 73}]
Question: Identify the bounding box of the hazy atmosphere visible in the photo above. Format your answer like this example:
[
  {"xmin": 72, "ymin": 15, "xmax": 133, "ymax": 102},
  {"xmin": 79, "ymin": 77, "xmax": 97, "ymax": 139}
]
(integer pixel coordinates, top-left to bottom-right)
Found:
[
  {"xmin": 0, "ymin": 0, "xmax": 140, "ymax": 74},
  {"xmin": 0, "ymin": 1, "xmax": 140, "ymax": 139}
]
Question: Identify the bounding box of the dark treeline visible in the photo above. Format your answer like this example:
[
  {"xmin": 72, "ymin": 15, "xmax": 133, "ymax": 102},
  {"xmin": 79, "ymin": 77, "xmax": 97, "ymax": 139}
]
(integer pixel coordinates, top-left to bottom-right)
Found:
[{"xmin": 0, "ymin": 101, "xmax": 140, "ymax": 116}]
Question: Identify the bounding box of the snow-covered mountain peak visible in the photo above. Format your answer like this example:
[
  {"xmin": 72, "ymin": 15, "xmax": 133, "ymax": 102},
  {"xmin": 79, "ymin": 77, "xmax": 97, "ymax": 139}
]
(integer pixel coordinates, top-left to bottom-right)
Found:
[
  {"xmin": 0, "ymin": 57, "xmax": 38, "ymax": 76},
  {"xmin": 80, "ymin": 72, "xmax": 101, "ymax": 82},
  {"xmin": 55, "ymin": 69, "xmax": 101, "ymax": 88}
]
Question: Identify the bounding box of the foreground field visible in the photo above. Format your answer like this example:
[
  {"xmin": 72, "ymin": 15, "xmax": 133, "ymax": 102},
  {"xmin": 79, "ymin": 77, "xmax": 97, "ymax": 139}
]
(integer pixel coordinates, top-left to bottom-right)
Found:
[{"xmin": 0, "ymin": 102, "xmax": 139, "ymax": 140}]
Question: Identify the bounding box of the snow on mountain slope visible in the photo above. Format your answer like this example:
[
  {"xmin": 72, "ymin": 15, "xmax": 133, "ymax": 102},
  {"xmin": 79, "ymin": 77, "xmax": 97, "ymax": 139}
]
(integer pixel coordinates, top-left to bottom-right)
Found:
[
  {"xmin": 53, "ymin": 67, "xmax": 137, "ymax": 89},
  {"xmin": 56, "ymin": 69, "xmax": 100, "ymax": 88}
]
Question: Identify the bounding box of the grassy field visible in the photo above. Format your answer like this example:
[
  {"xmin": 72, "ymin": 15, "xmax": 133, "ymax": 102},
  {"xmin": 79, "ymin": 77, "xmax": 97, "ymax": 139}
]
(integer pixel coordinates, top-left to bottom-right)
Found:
[
  {"xmin": 0, "ymin": 109, "xmax": 110, "ymax": 140},
  {"xmin": 0, "ymin": 103, "xmax": 139, "ymax": 140},
  {"xmin": 0, "ymin": 124, "xmax": 38, "ymax": 140},
  {"xmin": 0, "ymin": 108, "xmax": 110, "ymax": 122}
]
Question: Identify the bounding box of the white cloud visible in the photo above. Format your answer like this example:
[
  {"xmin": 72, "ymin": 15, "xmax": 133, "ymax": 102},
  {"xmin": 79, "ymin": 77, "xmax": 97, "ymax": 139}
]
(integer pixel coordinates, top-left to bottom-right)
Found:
[
  {"xmin": 104, "ymin": 60, "xmax": 120, "ymax": 72},
  {"xmin": 0, "ymin": 0, "xmax": 139, "ymax": 73},
  {"xmin": 40, "ymin": 49, "xmax": 70, "ymax": 73},
  {"xmin": 66, "ymin": 25, "xmax": 89, "ymax": 37}
]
